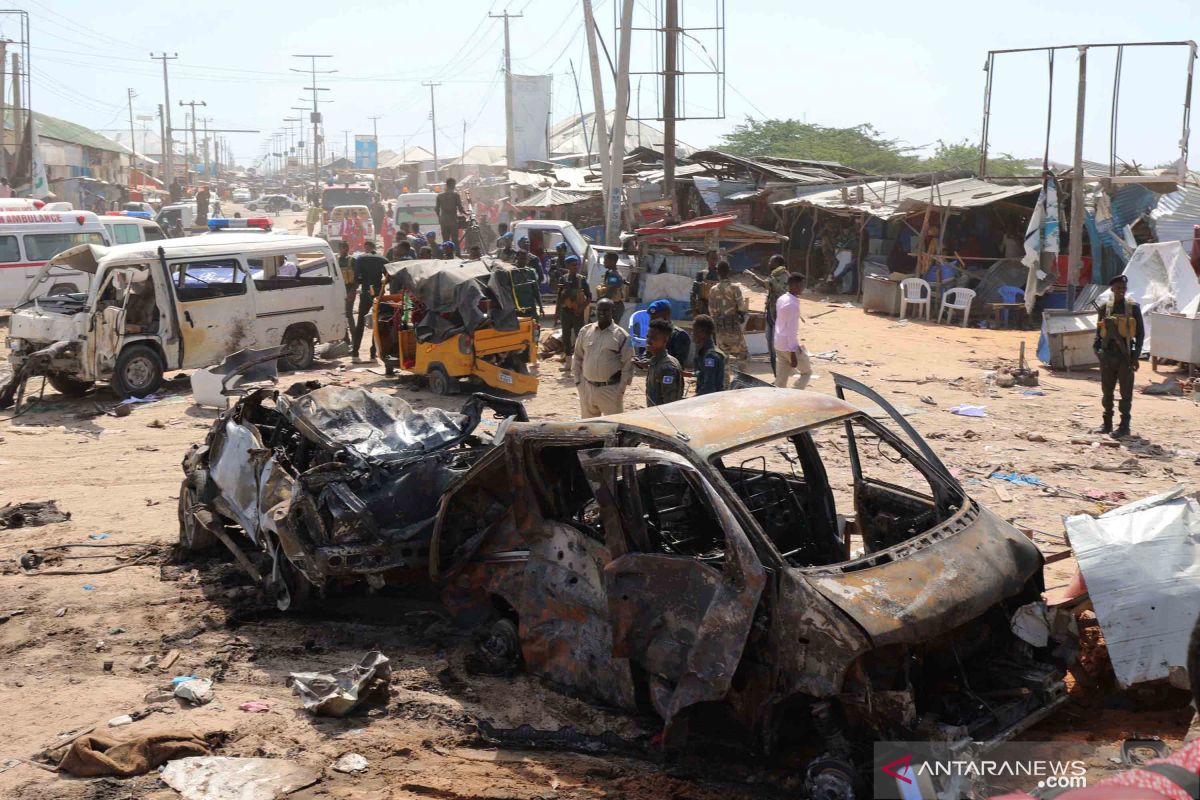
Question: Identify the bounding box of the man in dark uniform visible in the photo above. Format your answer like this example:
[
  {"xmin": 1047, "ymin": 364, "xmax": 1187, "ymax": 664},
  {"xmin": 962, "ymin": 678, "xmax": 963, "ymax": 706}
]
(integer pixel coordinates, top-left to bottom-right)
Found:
[
  {"xmin": 512, "ymin": 251, "xmax": 544, "ymax": 318},
  {"xmin": 1093, "ymin": 274, "xmax": 1145, "ymax": 438},
  {"xmin": 690, "ymin": 249, "xmax": 721, "ymax": 316},
  {"xmin": 690, "ymin": 314, "xmax": 726, "ymax": 395},
  {"xmin": 546, "ymin": 241, "xmax": 570, "ymax": 289},
  {"xmin": 642, "ymin": 319, "xmax": 684, "ymax": 406},
  {"xmin": 556, "ymin": 255, "xmax": 592, "ymax": 376},
  {"xmin": 647, "ymin": 298, "xmax": 691, "ymax": 366},
  {"xmin": 599, "ymin": 251, "xmax": 628, "ymax": 324},
  {"xmin": 436, "ymin": 177, "xmax": 465, "ymax": 252},
  {"xmin": 351, "ymin": 240, "xmax": 388, "ymax": 362}
]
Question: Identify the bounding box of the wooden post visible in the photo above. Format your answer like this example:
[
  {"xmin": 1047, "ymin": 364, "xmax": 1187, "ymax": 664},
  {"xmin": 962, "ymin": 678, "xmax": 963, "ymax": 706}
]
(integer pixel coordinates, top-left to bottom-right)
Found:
[
  {"xmin": 805, "ymin": 207, "xmax": 818, "ymax": 286},
  {"xmin": 1067, "ymin": 46, "xmax": 1088, "ymax": 302},
  {"xmin": 857, "ymin": 212, "xmax": 869, "ymax": 300}
]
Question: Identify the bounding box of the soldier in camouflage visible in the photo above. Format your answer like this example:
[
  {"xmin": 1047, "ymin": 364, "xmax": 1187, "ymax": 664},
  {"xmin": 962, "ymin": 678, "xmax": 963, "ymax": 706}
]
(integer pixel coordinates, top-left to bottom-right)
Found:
[{"xmin": 707, "ymin": 260, "xmax": 748, "ymax": 372}]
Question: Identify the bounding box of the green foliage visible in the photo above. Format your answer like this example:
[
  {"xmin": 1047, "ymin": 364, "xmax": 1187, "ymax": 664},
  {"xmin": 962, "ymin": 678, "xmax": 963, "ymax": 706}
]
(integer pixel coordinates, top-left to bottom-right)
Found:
[{"xmin": 718, "ymin": 119, "xmax": 1031, "ymax": 177}]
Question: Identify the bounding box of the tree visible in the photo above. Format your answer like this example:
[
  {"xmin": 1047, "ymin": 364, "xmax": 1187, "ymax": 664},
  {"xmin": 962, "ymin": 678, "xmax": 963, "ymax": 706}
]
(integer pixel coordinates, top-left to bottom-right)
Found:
[{"xmin": 717, "ymin": 119, "xmax": 1032, "ymax": 177}]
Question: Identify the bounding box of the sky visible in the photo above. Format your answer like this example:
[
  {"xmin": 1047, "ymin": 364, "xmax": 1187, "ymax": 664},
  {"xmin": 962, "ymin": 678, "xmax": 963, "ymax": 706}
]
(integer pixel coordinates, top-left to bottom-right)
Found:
[{"xmin": 3, "ymin": 0, "xmax": 1197, "ymax": 173}]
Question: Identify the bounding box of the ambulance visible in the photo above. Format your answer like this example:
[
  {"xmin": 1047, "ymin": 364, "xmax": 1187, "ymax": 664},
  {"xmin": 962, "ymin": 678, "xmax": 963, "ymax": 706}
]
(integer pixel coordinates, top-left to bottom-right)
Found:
[{"xmin": 0, "ymin": 210, "xmax": 110, "ymax": 308}]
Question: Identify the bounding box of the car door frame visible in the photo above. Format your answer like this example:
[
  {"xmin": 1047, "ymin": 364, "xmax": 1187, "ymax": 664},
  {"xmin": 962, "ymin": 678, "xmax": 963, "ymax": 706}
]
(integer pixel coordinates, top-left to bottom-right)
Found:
[
  {"xmin": 163, "ymin": 252, "xmax": 255, "ymax": 369},
  {"xmin": 577, "ymin": 446, "xmax": 767, "ymax": 742}
]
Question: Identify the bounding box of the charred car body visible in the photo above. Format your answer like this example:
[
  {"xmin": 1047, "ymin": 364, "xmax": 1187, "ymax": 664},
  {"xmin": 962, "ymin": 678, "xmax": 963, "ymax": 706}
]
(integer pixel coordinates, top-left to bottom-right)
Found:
[
  {"xmin": 180, "ymin": 376, "xmax": 1065, "ymax": 786},
  {"xmin": 179, "ymin": 384, "xmax": 525, "ymax": 609}
]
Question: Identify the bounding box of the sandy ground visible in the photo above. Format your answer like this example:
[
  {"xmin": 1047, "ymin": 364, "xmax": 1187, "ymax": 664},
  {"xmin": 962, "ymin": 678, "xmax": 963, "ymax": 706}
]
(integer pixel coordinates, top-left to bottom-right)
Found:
[{"xmin": 1, "ymin": 208, "xmax": 1198, "ymax": 799}]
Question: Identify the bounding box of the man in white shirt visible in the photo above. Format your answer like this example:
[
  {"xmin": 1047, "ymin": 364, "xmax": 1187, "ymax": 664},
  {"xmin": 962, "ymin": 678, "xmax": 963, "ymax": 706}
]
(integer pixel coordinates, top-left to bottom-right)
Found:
[{"xmin": 773, "ymin": 273, "xmax": 812, "ymax": 389}]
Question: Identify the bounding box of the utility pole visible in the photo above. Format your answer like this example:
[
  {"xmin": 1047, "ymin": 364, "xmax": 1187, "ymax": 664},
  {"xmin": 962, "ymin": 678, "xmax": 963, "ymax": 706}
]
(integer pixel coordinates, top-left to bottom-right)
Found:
[
  {"xmin": 368, "ymin": 115, "xmax": 381, "ymax": 191},
  {"xmin": 178, "ymin": 100, "xmax": 206, "ymax": 186},
  {"xmin": 606, "ymin": 0, "xmax": 635, "ymax": 245},
  {"xmin": 460, "ymin": 119, "xmax": 467, "ymax": 182},
  {"xmin": 291, "ymin": 54, "xmax": 334, "ymax": 195},
  {"xmin": 157, "ymin": 104, "xmax": 165, "ymax": 183},
  {"xmin": 0, "ymin": 40, "xmax": 8, "ymax": 181},
  {"xmin": 200, "ymin": 116, "xmax": 212, "ymax": 182},
  {"xmin": 150, "ymin": 53, "xmax": 177, "ymax": 184},
  {"xmin": 1067, "ymin": 46, "xmax": 1088, "ymax": 301},
  {"xmin": 342, "ymin": 129, "xmax": 351, "ymax": 163},
  {"xmin": 581, "ymin": 0, "xmax": 611, "ymax": 236},
  {"xmin": 423, "ymin": 81, "xmax": 440, "ymax": 186},
  {"xmin": 11, "ymin": 52, "xmax": 22, "ymax": 184},
  {"xmin": 126, "ymin": 88, "xmax": 137, "ymax": 185},
  {"xmin": 662, "ymin": 0, "xmax": 678, "ymax": 215},
  {"xmin": 490, "ymin": 9, "xmax": 523, "ymax": 170}
]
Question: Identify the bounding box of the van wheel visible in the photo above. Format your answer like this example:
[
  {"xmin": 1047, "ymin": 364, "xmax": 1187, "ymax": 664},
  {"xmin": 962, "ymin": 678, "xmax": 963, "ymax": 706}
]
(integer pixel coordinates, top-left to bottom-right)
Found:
[
  {"xmin": 427, "ymin": 365, "xmax": 455, "ymax": 395},
  {"xmin": 114, "ymin": 344, "xmax": 164, "ymax": 398},
  {"xmin": 46, "ymin": 373, "xmax": 95, "ymax": 398},
  {"xmin": 466, "ymin": 617, "xmax": 522, "ymax": 676},
  {"xmin": 280, "ymin": 332, "xmax": 315, "ymax": 371},
  {"xmin": 177, "ymin": 476, "xmax": 217, "ymax": 554}
]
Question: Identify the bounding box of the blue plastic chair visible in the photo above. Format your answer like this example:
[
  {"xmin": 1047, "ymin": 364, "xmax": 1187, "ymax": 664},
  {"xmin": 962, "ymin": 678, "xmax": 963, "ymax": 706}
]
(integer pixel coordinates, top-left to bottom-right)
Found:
[
  {"xmin": 628, "ymin": 309, "xmax": 650, "ymax": 354},
  {"xmin": 996, "ymin": 285, "xmax": 1026, "ymax": 325}
]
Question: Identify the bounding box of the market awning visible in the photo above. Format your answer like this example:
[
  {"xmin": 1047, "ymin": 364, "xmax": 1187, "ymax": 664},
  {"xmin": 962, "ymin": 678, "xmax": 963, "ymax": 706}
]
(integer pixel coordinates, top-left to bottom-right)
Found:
[
  {"xmin": 635, "ymin": 213, "xmax": 739, "ymax": 235},
  {"xmin": 773, "ymin": 178, "xmax": 1041, "ymax": 220},
  {"xmin": 514, "ymin": 187, "xmax": 592, "ymax": 208}
]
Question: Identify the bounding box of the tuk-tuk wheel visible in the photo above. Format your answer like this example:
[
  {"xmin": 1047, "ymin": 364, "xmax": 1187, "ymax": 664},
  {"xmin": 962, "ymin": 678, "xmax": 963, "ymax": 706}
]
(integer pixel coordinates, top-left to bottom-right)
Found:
[{"xmin": 427, "ymin": 365, "xmax": 456, "ymax": 395}]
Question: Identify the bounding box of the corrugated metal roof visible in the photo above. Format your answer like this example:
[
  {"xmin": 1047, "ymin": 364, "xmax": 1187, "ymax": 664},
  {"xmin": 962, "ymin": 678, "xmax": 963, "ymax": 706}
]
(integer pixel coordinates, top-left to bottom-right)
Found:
[
  {"xmin": 773, "ymin": 178, "xmax": 1039, "ymax": 219},
  {"xmin": 513, "ymin": 187, "xmax": 591, "ymax": 208},
  {"xmin": 6, "ymin": 111, "xmax": 129, "ymax": 155},
  {"xmin": 1151, "ymin": 183, "xmax": 1200, "ymax": 245}
]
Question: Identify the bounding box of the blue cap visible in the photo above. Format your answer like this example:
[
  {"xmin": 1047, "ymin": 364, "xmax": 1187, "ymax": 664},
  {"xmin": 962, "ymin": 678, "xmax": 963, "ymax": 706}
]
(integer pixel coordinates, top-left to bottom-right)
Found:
[
  {"xmin": 518, "ymin": 236, "xmax": 530, "ymax": 245},
  {"xmin": 648, "ymin": 299, "xmax": 671, "ymax": 317},
  {"xmin": 564, "ymin": 255, "xmax": 580, "ymax": 265},
  {"xmin": 440, "ymin": 240, "xmax": 455, "ymax": 249}
]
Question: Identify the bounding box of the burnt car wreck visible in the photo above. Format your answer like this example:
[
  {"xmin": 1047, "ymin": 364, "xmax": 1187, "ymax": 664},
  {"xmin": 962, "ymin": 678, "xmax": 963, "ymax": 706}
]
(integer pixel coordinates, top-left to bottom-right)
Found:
[
  {"xmin": 179, "ymin": 384, "xmax": 526, "ymax": 609},
  {"xmin": 180, "ymin": 376, "xmax": 1067, "ymax": 789}
]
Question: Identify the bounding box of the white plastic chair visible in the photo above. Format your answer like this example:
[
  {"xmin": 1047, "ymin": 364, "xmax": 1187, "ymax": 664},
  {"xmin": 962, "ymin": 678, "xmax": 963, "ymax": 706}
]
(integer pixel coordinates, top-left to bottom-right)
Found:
[
  {"xmin": 899, "ymin": 277, "xmax": 931, "ymax": 320},
  {"xmin": 938, "ymin": 287, "xmax": 976, "ymax": 327}
]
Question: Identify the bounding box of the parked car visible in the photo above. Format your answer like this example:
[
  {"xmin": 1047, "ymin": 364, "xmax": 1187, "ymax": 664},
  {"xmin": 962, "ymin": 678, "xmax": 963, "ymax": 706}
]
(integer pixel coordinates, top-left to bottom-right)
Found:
[
  {"xmin": 248, "ymin": 194, "xmax": 303, "ymax": 213},
  {"xmin": 231, "ymin": 188, "xmax": 252, "ymax": 203},
  {"xmin": 174, "ymin": 375, "xmax": 1065, "ymax": 786},
  {"xmin": 0, "ymin": 234, "xmax": 347, "ymax": 404}
]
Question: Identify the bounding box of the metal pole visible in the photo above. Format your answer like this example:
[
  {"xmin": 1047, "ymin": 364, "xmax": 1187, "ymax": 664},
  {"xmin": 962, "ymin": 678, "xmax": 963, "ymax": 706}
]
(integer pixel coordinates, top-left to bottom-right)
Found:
[
  {"xmin": 151, "ymin": 53, "xmax": 177, "ymax": 184},
  {"xmin": 423, "ymin": 82, "xmax": 440, "ymax": 186},
  {"xmin": 127, "ymin": 89, "xmax": 137, "ymax": 187},
  {"xmin": 569, "ymin": 60, "xmax": 590, "ymax": 157},
  {"xmin": 0, "ymin": 40, "xmax": 7, "ymax": 182},
  {"xmin": 582, "ymin": 0, "xmax": 611, "ymax": 235},
  {"xmin": 368, "ymin": 115, "xmax": 381, "ymax": 192},
  {"xmin": 1181, "ymin": 42, "xmax": 1197, "ymax": 181},
  {"xmin": 978, "ymin": 52, "xmax": 994, "ymax": 178},
  {"xmin": 157, "ymin": 104, "xmax": 165, "ymax": 183},
  {"xmin": 491, "ymin": 11, "xmax": 523, "ymax": 171},
  {"xmin": 1067, "ymin": 47, "xmax": 1087, "ymax": 297},
  {"xmin": 605, "ymin": 0, "xmax": 635, "ymax": 245},
  {"xmin": 663, "ymin": 0, "xmax": 678, "ymax": 215}
]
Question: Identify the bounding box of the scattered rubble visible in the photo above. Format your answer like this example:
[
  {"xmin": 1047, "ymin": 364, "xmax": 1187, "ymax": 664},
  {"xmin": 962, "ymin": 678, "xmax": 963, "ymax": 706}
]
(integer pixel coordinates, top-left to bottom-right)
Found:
[
  {"xmin": 160, "ymin": 756, "xmax": 320, "ymax": 800},
  {"xmin": 288, "ymin": 651, "xmax": 392, "ymax": 717},
  {"xmin": 0, "ymin": 500, "xmax": 70, "ymax": 529}
]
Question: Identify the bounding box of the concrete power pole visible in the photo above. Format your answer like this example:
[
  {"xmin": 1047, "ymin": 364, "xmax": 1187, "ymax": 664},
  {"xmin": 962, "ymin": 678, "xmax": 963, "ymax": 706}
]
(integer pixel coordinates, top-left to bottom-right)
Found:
[
  {"xmin": 178, "ymin": 100, "xmax": 206, "ymax": 186},
  {"xmin": 490, "ymin": 10, "xmax": 523, "ymax": 171},
  {"xmin": 1067, "ymin": 46, "xmax": 1088, "ymax": 299},
  {"xmin": 605, "ymin": 0, "xmax": 635, "ymax": 245},
  {"xmin": 0, "ymin": 40, "xmax": 7, "ymax": 180},
  {"xmin": 150, "ymin": 53, "xmax": 177, "ymax": 183},
  {"xmin": 662, "ymin": 0, "xmax": 678, "ymax": 216},
  {"xmin": 581, "ymin": 0, "xmax": 611, "ymax": 237},
  {"xmin": 291, "ymin": 54, "xmax": 335, "ymax": 196},
  {"xmin": 423, "ymin": 82, "xmax": 440, "ymax": 186},
  {"xmin": 127, "ymin": 88, "xmax": 138, "ymax": 186}
]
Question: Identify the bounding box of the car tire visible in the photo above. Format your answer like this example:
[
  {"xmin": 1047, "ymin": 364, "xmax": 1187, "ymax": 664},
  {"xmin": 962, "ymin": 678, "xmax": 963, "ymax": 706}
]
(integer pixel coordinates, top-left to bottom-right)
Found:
[
  {"xmin": 292, "ymin": 204, "xmax": 302, "ymax": 212},
  {"xmin": 177, "ymin": 475, "xmax": 218, "ymax": 554},
  {"xmin": 247, "ymin": 203, "xmax": 257, "ymax": 211},
  {"xmin": 467, "ymin": 617, "xmax": 522, "ymax": 676},
  {"xmin": 113, "ymin": 344, "xmax": 164, "ymax": 398},
  {"xmin": 279, "ymin": 331, "xmax": 315, "ymax": 371},
  {"xmin": 427, "ymin": 364, "xmax": 455, "ymax": 395},
  {"xmin": 46, "ymin": 372, "xmax": 95, "ymax": 397}
]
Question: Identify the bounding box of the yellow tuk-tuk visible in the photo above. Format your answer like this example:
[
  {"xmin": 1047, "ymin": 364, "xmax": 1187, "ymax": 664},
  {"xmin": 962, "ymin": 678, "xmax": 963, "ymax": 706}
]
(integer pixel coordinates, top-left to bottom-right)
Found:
[{"xmin": 372, "ymin": 258, "xmax": 538, "ymax": 395}]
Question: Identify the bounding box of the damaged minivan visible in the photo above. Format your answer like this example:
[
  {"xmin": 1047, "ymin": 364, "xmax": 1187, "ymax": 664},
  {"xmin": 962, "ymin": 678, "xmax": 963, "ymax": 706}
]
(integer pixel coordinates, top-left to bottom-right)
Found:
[
  {"xmin": 1, "ymin": 235, "xmax": 347, "ymax": 406},
  {"xmin": 178, "ymin": 384, "xmax": 526, "ymax": 610},
  {"xmin": 428, "ymin": 376, "xmax": 1066, "ymax": 785}
]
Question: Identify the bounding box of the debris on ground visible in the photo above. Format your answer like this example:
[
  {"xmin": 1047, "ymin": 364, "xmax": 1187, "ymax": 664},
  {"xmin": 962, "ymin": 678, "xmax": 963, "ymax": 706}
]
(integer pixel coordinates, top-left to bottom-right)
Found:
[
  {"xmin": 288, "ymin": 651, "xmax": 391, "ymax": 717},
  {"xmin": 949, "ymin": 403, "xmax": 987, "ymax": 417},
  {"xmin": 174, "ymin": 678, "xmax": 214, "ymax": 706},
  {"xmin": 331, "ymin": 753, "xmax": 369, "ymax": 774},
  {"xmin": 56, "ymin": 730, "xmax": 211, "ymax": 777},
  {"xmin": 160, "ymin": 756, "xmax": 320, "ymax": 800},
  {"xmin": 1142, "ymin": 377, "xmax": 1184, "ymax": 396},
  {"xmin": 238, "ymin": 701, "xmax": 270, "ymax": 713},
  {"xmin": 990, "ymin": 471, "xmax": 1044, "ymax": 486},
  {"xmin": 0, "ymin": 500, "xmax": 70, "ymax": 529},
  {"xmin": 1066, "ymin": 487, "xmax": 1200, "ymax": 688}
]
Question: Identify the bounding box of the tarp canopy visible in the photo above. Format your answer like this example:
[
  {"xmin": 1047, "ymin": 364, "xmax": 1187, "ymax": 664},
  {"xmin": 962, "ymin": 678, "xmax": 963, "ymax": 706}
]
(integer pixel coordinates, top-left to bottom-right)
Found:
[
  {"xmin": 514, "ymin": 187, "xmax": 591, "ymax": 208},
  {"xmin": 635, "ymin": 213, "xmax": 738, "ymax": 235},
  {"xmin": 383, "ymin": 258, "xmax": 518, "ymax": 343}
]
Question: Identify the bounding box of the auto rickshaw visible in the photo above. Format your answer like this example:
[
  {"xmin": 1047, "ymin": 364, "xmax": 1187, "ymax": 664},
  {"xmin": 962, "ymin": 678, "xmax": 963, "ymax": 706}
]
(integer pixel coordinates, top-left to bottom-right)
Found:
[{"xmin": 372, "ymin": 258, "xmax": 538, "ymax": 395}]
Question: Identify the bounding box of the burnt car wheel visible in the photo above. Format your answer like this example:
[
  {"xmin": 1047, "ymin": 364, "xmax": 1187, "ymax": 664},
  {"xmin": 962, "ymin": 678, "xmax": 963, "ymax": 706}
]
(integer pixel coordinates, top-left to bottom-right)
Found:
[
  {"xmin": 114, "ymin": 344, "xmax": 165, "ymax": 398},
  {"xmin": 427, "ymin": 365, "xmax": 456, "ymax": 395},
  {"xmin": 466, "ymin": 617, "xmax": 522, "ymax": 676},
  {"xmin": 177, "ymin": 476, "xmax": 218, "ymax": 553},
  {"xmin": 279, "ymin": 333, "xmax": 315, "ymax": 371},
  {"xmin": 268, "ymin": 535, "xmax": 314, "ymax": 612},
  {"xmin": 46, "ymin": 372, "xmax": 95, "ymax": 398}
]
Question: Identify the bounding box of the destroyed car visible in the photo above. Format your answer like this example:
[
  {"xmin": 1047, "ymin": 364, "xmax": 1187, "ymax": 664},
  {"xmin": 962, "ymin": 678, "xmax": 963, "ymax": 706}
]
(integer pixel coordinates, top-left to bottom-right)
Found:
[
  {"xmin": 429, "ymin": 375, "xmax": 1065, "ymax": 784},
  {"xmin": 178, "ymin": 384, "xmax": 526, "ymax": 609}
]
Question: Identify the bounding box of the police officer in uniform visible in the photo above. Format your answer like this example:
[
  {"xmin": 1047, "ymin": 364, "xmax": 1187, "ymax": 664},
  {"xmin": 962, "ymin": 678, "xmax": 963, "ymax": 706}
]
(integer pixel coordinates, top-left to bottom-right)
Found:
[
  {"xmin": 641, "ymin": 319, "xmax": 684, "ymax": 406},
  {"xmin": 707, "ymin": 260, "xmax": 749, "ymax": 372},
  {"xmin": 690, "ymin": 314, "xmax": 727, "ymax": 395},
  {"xmin": 1093, "ymin": 274, "xmax": 1145, "ymax": 438}
]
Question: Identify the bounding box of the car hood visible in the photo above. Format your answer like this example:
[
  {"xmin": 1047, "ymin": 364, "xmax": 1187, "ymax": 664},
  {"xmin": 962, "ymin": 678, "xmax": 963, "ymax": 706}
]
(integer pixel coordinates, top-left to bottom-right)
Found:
[
  {"xmin": 16, "ymin": 244, "xmax": 108, "ymax": 305},
  {"xmin": 801, "ymin": 504, "xmax": 1043, "ymax": 647}
]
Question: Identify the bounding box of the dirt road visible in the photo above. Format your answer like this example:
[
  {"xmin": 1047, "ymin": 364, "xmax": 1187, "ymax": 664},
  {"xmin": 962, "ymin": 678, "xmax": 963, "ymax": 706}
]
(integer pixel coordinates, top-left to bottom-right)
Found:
[{"xmin": 1, "ymin": 244, "xmax": 1197, "ymax": 798}]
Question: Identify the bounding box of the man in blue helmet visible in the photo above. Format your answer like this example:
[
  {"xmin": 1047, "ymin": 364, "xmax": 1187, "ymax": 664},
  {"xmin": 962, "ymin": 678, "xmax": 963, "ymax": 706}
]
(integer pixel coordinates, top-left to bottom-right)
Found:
[
  {"xmin": 556, "ymin": 254, "xmax": 592, "ymax": 375},
  {"xmin": 647, "ymin": 298, "xmax": 691, "ymax": 367}
]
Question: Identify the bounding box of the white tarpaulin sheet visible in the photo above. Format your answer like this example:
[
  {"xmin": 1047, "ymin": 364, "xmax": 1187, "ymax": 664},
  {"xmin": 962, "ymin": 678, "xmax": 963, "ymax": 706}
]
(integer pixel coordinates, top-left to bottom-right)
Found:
[
  {"xmin": 511, "ymin": 74, "xmax": 553, "ymax": 168},
  {"xmin": 1022, "ymin": 179, "xmax": 1060, "ymax": 312},
  {"xmin": 1066, "ymin": 487, "xmax": 1200, "ymax": 688},
  {"xmin": 1095, "ymin": 241, "xmax": 1200, "ymax": 352}
]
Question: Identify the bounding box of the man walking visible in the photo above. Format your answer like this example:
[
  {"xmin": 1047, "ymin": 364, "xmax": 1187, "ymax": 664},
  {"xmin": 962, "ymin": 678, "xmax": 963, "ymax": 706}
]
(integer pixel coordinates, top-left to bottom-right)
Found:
[
  {"xmin": 747, "ymin": 254, "xmax": 790, "ymax": 372},
  {"xmin": 708, "ymin": 260, "xmax": 749, "ymax": 372},
  {"xmin": 690, "ymin": 314, "xmax": 727, "ymax": 395},
  {"xmin": 169, "ymin": 177, "xmax": 182, "ymax": 204},
  {"xmin": 1093, "ymin": 274, "xmax": 1144, "ymax": 438},
  {"xmin": 773, "ymin": 273, "xmax": 812, "ymax": 389},
  {"xmin": 512, "ymin": 251, "xmax": 544, "ymax": 318},
  {"xmin": 436, "ymin": 177, "xmax": 465, "ymax": 252},
  {"xmin": 351, "ymin": 241, "xmax": 387, "ymax": 362},
  {"xmin": 195, "ymin": 184, "xmax": 211, "ymax": 226},
  {"xmin": 306, "ymin": 199, "xmax": 323, "ymax": 236},
  {"xmin": 337, "ymin": 240, "xmax": 355, "ymax": 343},
  {"xmin": 556, "ymin": 255, "xmax": 591, "ymax": 375},
  {"xmin": 642, "ymin": 319, "xmax": 684, "ymax": 407},
  {"xmin": 573, "ymin": 298, "xmax": 633, "ymax": 417}
]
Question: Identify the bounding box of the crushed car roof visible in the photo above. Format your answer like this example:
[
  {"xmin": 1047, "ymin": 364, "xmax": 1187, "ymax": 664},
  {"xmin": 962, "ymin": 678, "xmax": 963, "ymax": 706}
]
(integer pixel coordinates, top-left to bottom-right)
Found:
[{"xmin": 602, "ymin": 387, "xmax": 858, "ymax": 459}]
